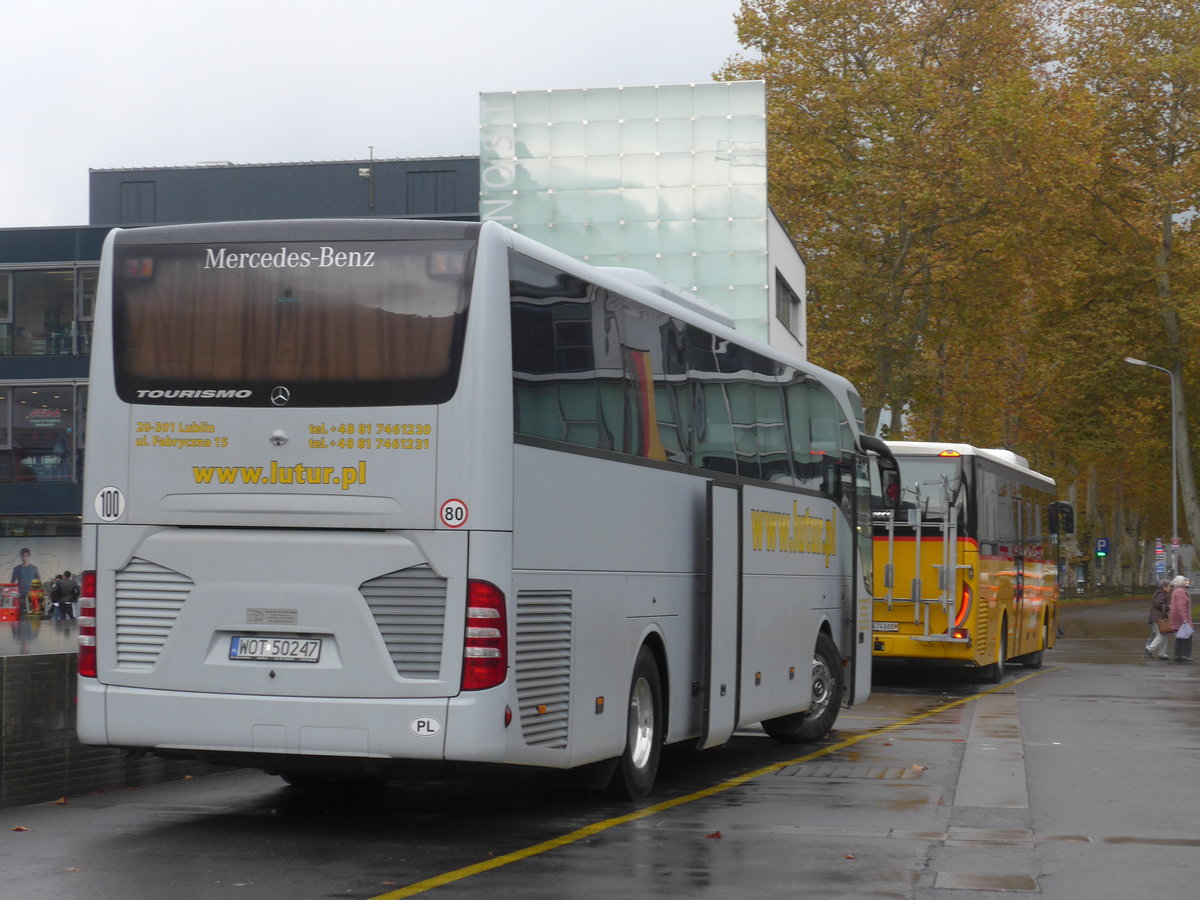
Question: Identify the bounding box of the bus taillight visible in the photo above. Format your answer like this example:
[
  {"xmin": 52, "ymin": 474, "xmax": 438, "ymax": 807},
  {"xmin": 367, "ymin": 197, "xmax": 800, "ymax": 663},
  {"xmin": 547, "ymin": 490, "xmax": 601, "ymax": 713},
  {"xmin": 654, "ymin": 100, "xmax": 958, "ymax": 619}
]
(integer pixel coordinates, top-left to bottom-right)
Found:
[
  {"xmin": 462, "ymin": 580, "xmax": 507, "ymax": 691},
  {"xmin": 78, "ymin": 570, "xmax": 97, "ymax": 678},
  {"xmin": 955, "ymin": 582, "xmax": 972, "ymax": 628}
]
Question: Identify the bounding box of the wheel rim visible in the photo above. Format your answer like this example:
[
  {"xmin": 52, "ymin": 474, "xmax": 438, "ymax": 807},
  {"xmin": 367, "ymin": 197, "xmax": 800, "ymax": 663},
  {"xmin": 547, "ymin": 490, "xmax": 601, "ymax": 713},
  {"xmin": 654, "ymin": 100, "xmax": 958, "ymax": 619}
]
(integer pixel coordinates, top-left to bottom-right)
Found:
[
  {"xmin": 808, "ymin": 653, "xmax": 833, "ymax": 718},
  {"xmin": 628, "ymin": 676, "xmax": 656, "ymax": 770}
]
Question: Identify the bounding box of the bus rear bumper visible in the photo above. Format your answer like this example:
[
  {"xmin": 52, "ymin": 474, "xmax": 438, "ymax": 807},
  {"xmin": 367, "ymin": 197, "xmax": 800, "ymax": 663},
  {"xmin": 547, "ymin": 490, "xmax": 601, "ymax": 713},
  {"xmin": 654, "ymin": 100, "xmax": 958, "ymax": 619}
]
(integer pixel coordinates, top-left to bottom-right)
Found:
[
  {"xmin": 78, "ymin": 678, "xmax": 508, "ymax": 765},
  {"xmin": 872, "ymin": 633, "xmax": 975, "ymax": 663}
]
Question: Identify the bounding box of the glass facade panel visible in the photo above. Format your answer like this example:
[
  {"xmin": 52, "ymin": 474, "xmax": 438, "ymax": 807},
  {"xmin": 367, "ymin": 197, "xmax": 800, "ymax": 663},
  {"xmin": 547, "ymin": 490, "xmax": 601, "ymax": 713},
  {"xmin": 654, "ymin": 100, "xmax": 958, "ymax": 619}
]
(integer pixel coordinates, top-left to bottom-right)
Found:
[
  {"xmin": 9, "ymin": 270, "xmax": 73, "ymax": 356},
  {"xmin": 1, "ymin": 384, "xmax": 82, "ymax": 483},
  {"xmin": 0, "ymin": 267, "xmax": 97, "ymax": 356},
  {"xmin": 549, "ymin": 123, "xmax": 586, "ymax": 157},
  {"xmin": 481, "ymin": 83, "xmax": 771, "ymax": 339},
  {"xmin": 515, "ymin": 124, "xmax": 551, "ymax": 158},
  {"xmin": 549, "ymin": 90, "xmax": 586, "ymax": 123},
  {"xmin": 585, "ymin": 156, "xmax": 621, "ymax": 189},
  {"xmin": 585, "ymin": 88, "xmax": 622, "ymax": 121}
]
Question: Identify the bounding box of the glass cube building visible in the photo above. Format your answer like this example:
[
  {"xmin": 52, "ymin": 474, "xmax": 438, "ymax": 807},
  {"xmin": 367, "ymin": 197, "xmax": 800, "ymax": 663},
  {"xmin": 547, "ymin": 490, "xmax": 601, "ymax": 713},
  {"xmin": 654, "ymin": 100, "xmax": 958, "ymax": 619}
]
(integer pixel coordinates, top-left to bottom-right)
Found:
[{"xmin": 480, "ymin": 82, "xmax": 803, "ymax": 352}]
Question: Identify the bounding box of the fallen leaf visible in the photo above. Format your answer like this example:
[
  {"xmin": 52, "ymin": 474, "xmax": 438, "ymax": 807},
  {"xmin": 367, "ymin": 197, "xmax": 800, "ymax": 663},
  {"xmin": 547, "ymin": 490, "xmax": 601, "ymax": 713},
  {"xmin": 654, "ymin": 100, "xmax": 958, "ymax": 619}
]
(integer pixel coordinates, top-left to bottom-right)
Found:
[
  {"xmin": 55, "ymin": 797, "xmax": 68, "ymax": 805},
  {"xmin": 11, "ymin": 826, "xmax": 30, "ymax": 832},
  {"xmin": 182, "ymin": 775, "xmax": 193, "ymax": 781},
  {"xmin": 910, "ymin": 764, "xmax": 927, "ymax": 772},
  {"xmin": 705, "ymin": 830, "xmax": 723, "ymax": 840},
  {"xmin": 844, "ymin": 854, "xmax": 856, "ymax": 860}
]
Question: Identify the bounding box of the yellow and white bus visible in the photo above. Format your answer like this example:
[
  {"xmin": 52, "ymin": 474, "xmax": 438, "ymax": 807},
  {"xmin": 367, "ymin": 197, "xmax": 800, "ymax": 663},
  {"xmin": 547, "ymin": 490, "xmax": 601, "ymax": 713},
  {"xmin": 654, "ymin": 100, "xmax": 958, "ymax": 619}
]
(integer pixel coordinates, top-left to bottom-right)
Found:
[
  {"xmin": 872, "ymin": 442, "xmax": 1073, "ymax": 682},
  {"xmin": 77, "ymin": 218, "xmax": 900, "ymax": 798}
]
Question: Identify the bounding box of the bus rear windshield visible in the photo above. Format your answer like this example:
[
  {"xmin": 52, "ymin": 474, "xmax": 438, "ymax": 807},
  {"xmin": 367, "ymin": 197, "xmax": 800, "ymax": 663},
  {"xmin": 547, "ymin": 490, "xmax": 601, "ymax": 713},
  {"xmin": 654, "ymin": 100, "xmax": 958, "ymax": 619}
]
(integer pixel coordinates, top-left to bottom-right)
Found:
[{"xmin": 112, "ymin": 239, "xmax": 475, "ymax": 407}]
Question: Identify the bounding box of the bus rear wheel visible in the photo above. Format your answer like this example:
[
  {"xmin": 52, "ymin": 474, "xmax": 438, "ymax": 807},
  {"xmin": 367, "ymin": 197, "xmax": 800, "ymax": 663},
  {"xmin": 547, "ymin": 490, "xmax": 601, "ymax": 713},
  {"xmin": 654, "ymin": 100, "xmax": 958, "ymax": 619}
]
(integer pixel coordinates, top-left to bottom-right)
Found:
[
  {"xmin": 1019, "ymin": 619, "xmax": 1048, "ymax": 669},
  {"xmin": 606, "ymin": 645, "xmax": 663, "ymax": 800},
  {"xmin": 762, "ymin": 633, "xmax": 842, "ymax": 744},
  {"xmin": 979, "ymin": 623, "xmax": 1008, "ymax": 684}
]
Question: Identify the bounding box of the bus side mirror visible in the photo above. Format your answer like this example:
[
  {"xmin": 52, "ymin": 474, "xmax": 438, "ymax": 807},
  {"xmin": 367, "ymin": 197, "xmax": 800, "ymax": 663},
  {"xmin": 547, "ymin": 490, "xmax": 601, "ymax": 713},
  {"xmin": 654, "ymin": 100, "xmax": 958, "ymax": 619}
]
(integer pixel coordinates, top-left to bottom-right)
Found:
[
  {"xmin": 1049, "ymin": 501, "xmax": 1075, "ymax": 535},
  {"xmin": 878, "ymin": 459, "xmax": 902, "ymax": 510}
]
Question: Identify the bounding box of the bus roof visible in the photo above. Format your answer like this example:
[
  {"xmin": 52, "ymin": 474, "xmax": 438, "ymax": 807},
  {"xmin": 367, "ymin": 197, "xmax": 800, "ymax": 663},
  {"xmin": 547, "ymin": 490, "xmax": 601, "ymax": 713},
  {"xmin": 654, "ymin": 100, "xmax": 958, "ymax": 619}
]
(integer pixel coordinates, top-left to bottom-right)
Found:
[{"xmin": 884, "ymin": 441, "xmax": 1054, "ymax": 487}]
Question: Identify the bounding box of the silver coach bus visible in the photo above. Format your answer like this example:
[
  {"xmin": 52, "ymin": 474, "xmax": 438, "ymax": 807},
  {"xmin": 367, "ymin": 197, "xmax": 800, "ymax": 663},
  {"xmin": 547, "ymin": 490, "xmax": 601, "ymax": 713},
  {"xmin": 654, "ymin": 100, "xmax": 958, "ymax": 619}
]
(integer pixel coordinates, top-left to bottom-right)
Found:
[{"xmin": 77, "ymin": 218, "xmax": 898, "ymax": 798}]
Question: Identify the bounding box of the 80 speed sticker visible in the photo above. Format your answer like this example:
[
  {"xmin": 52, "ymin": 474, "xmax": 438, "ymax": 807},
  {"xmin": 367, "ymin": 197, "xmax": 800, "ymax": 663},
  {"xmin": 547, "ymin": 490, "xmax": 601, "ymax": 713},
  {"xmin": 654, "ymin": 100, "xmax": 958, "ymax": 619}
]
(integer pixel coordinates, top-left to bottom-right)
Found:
[{"xmin": 439, "ymin": 498, "xmax": 468, "ymax": 528}]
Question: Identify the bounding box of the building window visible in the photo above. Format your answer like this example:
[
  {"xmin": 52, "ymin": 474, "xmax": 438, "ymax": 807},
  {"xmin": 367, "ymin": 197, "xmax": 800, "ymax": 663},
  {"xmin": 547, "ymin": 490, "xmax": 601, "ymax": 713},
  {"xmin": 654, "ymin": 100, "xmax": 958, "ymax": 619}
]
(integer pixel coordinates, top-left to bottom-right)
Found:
[
  {"xmin": 0, "ymin": 383, "xmax": 85, "ymax": 483},
  {"xmin": 0, "ymin": 267, "xmax": 99, "ymax": 356},
  {"xmin": 776, "ymin": 270, "xmax": 801, "ymax": 338},
  {"xmin": 0, "ymin": 515, "xmax": 82, "ymax": 538},
  {"xmin": 0, "ymin": 387, "xmax": 9, "ymax": 449}
]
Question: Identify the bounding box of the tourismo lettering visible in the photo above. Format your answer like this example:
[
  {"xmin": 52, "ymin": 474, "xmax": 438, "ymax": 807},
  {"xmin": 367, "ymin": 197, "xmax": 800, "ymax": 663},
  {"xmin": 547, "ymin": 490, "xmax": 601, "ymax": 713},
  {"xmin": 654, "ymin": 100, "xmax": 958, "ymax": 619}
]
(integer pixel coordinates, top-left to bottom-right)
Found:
[
  {"xmin": 136, "ymin": 389, "xmax": 253, "ymax": 399},
  {"xmin": 203, "ymin": 247, "xmax": 376, "ymax": 269}
]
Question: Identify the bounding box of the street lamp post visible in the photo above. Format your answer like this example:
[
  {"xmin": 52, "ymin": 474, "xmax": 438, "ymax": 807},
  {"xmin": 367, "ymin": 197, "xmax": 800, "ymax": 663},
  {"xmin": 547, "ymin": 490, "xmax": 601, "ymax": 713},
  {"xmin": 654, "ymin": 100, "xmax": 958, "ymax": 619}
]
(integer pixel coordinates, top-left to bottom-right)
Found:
[{"xmin": 1124, "ymin": 356, "xmax": 1179, "ymax": 576}]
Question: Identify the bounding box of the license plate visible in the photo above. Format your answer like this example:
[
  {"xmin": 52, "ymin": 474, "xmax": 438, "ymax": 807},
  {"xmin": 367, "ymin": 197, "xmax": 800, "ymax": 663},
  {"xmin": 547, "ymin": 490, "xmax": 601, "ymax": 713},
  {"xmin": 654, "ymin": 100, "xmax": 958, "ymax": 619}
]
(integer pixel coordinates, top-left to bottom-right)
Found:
[
  {"xmin": 873, "ymin": 622, "xmax": 900, "ymax": 632},
  {"xmin": 229, "ymin": 636, "xmax": 322, "ymax": 663}
]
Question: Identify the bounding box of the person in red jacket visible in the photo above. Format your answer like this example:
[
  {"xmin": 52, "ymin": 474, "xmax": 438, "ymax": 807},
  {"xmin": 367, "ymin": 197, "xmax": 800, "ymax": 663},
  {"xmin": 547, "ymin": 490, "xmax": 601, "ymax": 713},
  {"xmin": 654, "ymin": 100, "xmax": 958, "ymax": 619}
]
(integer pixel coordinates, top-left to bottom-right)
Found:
[{"xmin": 1169, "ymin": 575, "xmax": 1193, "ymax": 663}]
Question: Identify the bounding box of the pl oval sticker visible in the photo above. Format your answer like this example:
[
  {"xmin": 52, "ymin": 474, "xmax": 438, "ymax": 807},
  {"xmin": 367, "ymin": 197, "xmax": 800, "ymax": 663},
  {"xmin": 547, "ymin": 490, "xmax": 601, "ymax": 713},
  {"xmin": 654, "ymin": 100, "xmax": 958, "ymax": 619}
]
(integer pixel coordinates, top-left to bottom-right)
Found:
[
  {"xmin": 94, "ymin": 486, "xmax": 126, "ymax": 522},
  {"xmin": 439, "ymin": 498, "xmax": 468, "ymax": 529},
  {"xmin": 410, "ymin": 717, "xmax": 441, "ymax": 737}
]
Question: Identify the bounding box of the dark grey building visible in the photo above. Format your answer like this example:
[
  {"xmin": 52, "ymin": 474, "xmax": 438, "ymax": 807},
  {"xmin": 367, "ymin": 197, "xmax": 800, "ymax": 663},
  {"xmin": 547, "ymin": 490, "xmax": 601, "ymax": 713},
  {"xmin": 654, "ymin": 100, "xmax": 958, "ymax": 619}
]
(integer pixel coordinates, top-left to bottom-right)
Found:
[{"xmin": 89, "ymin": 156, "xmax": 479, "ymax": 225}]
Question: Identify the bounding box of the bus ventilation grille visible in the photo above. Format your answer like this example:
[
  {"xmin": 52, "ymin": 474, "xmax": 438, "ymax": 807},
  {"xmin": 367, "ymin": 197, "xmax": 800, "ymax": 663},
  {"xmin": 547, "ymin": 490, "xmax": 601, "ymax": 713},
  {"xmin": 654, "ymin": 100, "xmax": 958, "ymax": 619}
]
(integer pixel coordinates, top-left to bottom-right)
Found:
[
  {"xmin": 515, "ymin": 592, "xmax": 573, "ymax": 749},
  {"xmin": 360, "ymin": 565, "xmax": 448, "ymax": 680},
  {"xmin": 114, "ymin": 558, "xmax": 193, "ymax": 670}
]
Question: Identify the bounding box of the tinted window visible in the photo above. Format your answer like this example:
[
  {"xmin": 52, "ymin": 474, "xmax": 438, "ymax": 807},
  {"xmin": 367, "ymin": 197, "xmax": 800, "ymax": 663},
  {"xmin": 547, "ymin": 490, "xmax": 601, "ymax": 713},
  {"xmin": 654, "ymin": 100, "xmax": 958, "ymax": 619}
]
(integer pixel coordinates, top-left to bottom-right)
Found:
[{"xmin": 113, "ymin": 240, "xmax": 474, "ymax": 406}]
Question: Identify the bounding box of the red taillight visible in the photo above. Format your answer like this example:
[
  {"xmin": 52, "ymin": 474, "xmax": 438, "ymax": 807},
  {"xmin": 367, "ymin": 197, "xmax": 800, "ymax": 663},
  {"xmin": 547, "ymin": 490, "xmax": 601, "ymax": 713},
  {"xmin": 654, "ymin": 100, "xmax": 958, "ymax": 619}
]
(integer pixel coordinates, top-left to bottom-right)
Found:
[
  {"xmin": 955, "ymin": 582, "xmax": 972, "ymax": 628},
  {"xmin": 78, "ymin": 569, "xmax": 97, "ymax": 678},
  {"xmin": 462, "ymin": 580, "xmax": 507, "ymax": 691}
]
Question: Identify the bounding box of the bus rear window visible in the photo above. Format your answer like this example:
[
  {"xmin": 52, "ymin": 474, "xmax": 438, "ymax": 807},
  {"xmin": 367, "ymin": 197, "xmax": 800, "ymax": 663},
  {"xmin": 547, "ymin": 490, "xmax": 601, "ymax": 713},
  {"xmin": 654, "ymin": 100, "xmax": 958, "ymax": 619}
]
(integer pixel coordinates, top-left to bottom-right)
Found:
[{"xmin": 112, "ymin": 239, "xmax": 474, "ymax": 407}]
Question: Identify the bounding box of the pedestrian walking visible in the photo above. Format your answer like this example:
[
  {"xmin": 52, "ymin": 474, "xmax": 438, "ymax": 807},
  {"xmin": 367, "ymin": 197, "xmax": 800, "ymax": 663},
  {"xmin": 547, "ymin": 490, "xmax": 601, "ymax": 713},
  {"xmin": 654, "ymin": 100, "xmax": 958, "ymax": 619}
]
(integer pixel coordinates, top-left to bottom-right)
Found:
[
  {"xmin": 1169, "ymin": 575, "xmax": 1193, "ymax": 663},
  {"xmin": 1145, "ymin": 579, "xmax": 1172, "ymax": 659}
]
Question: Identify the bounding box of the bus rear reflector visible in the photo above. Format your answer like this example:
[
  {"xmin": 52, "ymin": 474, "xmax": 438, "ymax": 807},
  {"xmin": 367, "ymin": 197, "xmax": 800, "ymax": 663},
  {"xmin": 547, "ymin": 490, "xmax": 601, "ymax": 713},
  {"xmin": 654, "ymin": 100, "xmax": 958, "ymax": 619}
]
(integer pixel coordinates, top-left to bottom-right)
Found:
[
  {"xmin": 955, "ymin": 582, "xmax": 972, "ymax": 628},
  {"xmin": 78, "ymin": 570, "xmax": 97, "ymax": 678},
  {"xmin": 462, "ymin": 580, "xmax": 507, "ymax": 691}
]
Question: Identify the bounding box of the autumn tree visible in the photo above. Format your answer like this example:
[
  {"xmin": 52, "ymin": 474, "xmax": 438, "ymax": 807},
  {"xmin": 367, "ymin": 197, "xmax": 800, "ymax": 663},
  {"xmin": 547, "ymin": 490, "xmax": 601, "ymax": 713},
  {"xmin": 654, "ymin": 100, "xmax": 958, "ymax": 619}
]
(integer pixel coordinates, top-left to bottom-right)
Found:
[
  {"xmin": 1062, "ymin": 0, "xmax": 1200, "ymax": 551},
  {"xmin": 719, "ymin": 0, "xmax": 1090, "ymax": 442}
]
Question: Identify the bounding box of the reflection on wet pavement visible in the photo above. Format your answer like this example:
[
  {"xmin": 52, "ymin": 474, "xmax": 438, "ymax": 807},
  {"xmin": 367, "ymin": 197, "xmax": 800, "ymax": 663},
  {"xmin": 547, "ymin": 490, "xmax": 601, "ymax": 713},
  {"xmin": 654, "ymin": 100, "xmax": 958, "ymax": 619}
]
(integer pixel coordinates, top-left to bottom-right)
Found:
[{"xmin": 0, "ymin": 617, "xmax": 78, "ymax": 656}]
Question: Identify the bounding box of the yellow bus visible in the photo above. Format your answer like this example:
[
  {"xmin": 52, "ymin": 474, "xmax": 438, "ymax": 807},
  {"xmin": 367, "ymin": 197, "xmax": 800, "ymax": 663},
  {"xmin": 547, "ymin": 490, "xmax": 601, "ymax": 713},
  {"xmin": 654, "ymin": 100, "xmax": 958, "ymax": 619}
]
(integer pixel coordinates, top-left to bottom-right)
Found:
[{"xmin": 872, "ymin": 442, "xmax": 1074, "ymax": 682}]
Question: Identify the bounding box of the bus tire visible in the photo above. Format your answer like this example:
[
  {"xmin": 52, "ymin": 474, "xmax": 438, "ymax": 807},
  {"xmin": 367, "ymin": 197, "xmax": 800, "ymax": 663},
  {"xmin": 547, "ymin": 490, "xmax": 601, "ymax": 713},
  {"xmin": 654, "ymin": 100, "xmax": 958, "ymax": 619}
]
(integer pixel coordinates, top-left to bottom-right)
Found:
[
  {"xmin": 979, "ymin": 622, "xmax": 1007, "ymax": 684},
  {"xmin": 607, "ymin": 645, "xmax": 664, "ymax": 800},
  {"xmin": 762, "ymin": 633, "xmax": 842, "ymax": 744},
  {"xmin": 1019, "ymin": 620, "xmax": 1048, "ymax": 669}
]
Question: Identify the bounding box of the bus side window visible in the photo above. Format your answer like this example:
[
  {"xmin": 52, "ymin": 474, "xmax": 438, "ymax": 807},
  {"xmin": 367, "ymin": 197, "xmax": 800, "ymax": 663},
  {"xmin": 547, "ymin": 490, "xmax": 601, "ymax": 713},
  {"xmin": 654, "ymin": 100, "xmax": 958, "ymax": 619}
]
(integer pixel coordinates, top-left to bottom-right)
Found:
[
  {"xmin": 688, "ymin": 328, "xmax": 736, "ymax": 475},
  {"xmin": 511, "ymin": 254, "xmax": 612, "ymax": 451},
  {"xmin": 784, "ymin": 376, "xmax": 817, "ymax": 490},
  {"xmin": 755, "ymin": 379, "xmax": 792, "ymax": 484},
  {"xmin": 808, "ymin": 380, "xmax": 841, "ymax": 499}
]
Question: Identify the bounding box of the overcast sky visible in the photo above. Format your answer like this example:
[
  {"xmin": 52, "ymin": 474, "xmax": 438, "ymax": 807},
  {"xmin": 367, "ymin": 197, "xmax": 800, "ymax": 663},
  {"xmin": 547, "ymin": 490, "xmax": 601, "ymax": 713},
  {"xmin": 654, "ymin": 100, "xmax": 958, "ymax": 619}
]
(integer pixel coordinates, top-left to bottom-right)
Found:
[{"xmin": 2, "ymin": 0, "xmax": 747, "ymax": 228}]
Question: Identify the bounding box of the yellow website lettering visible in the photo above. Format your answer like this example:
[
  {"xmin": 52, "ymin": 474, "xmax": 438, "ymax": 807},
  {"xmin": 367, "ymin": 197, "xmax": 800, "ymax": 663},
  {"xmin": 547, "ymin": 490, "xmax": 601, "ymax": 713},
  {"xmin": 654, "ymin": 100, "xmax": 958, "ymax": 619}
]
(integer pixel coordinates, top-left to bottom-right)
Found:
[
  {"xmin": 750, "ymin": 501, "xmax": 836, "ymax": 566},
  {"xmin": 191, "ymin": 461, "xmax": 367, "ymax": 491}
]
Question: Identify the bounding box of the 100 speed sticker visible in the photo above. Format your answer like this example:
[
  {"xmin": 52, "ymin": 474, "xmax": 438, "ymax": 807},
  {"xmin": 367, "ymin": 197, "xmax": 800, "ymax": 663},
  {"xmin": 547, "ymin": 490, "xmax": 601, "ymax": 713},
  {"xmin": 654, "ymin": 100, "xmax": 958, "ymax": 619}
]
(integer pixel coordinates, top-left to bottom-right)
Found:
[{"xmin": 94, "ymin": 486, "xmax": 126, "ymax": 522}]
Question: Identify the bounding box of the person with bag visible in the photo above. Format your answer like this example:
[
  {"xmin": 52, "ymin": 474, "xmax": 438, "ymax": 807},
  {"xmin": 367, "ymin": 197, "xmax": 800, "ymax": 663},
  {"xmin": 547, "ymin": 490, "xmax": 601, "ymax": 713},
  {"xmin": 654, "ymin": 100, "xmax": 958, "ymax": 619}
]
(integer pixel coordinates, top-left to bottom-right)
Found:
[
  {"xmin": 1145, "ymin": 579, "xmax": 1173, "ymax": 659},
  {"xmin": 1169, "ymin": 574, "xmax": 1193, "ymax": 663}
]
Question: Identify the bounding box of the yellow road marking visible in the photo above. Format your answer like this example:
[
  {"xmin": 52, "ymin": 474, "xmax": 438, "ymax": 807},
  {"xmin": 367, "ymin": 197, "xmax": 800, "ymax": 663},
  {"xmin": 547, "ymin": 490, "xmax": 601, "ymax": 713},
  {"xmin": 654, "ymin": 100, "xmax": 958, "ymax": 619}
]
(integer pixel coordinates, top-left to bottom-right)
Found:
[{"xmin": 369, "ymin": 667, "xmax": 1059, "ymax": 899}]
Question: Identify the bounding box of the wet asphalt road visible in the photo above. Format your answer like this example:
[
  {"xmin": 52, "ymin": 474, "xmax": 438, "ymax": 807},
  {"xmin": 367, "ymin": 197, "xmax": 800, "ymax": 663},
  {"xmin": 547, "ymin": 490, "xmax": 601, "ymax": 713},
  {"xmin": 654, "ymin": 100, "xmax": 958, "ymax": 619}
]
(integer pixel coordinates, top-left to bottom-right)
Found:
[{"xmin": 2, "ymin": 598, "xmax": 1197, "ymax": 900}]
